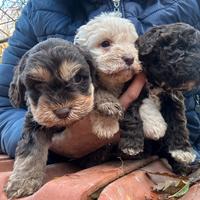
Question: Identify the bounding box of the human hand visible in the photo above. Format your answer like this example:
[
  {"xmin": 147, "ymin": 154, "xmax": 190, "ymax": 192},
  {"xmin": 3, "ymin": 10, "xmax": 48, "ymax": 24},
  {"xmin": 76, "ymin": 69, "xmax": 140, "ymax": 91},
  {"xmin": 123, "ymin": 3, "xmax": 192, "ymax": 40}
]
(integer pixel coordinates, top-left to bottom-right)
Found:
[{"xmin": 119, "ymin": 72, "xmax": 146, "ymax": 110}]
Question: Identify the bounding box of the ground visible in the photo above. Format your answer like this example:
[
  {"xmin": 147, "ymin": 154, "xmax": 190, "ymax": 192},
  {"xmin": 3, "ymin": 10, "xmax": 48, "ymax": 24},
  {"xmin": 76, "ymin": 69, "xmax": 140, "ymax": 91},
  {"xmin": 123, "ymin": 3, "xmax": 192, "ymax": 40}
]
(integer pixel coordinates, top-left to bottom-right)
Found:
[{"xmin": 0, "ymin": 154, "xmax": 200, "ymax": 200}]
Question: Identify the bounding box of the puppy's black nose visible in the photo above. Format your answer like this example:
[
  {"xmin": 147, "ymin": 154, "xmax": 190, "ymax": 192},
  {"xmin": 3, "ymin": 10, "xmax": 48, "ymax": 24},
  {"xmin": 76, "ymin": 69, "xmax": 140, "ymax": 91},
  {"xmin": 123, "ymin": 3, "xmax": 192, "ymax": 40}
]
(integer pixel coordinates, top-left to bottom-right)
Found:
[
  {"xmin": 54, "ymin": 108, "xmax": 70, "ymax": 119},
  {"xmin": 122, "ymin": 56, "xmax": 134, "ymax": 66}
]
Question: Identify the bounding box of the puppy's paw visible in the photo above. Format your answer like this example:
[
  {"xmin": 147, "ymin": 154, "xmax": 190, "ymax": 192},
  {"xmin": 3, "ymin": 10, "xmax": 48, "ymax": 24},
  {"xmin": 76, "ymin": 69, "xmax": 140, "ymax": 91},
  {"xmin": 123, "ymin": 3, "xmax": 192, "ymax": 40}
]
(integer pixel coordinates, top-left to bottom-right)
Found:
[
  {"xmin": 4, "ymin": 176, "xmax": 43, "ymax": 199},
  {"xmin": 97, "ymin": 102, "xmax": 123, "ymax": 119},
  {"xmin": 143, "ymin": 120, "xmax": 167, "ymax": 140},
  {"xmin": 91, "ymin": 111, "xmax": 119, "ymax": 138},
  {"xmin": 139, "ymin": 98, "xmax": 167, "ymax": 140},
  {"xmin": 121, "ymin": 148, "xmax": 142, "ymax": 156},
  {"xmin": 92, "ymin": 118, "xmax": 119, "ymax": 139},
  {"xmin": 170, "ymin": 149, "xmax": 196, "ymax": 164},
  {"xmin": 119, "ymin": 139, "xmax": 143, "ymax": 156}
]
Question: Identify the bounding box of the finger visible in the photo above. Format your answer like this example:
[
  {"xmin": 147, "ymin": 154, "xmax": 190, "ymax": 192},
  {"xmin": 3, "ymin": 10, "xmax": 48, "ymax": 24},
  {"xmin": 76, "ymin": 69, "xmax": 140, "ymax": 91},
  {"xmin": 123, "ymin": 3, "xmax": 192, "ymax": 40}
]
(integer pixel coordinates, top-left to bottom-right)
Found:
[{"xmin": 119, "ymin": 72, "xmax": 146, "ymax": 109}]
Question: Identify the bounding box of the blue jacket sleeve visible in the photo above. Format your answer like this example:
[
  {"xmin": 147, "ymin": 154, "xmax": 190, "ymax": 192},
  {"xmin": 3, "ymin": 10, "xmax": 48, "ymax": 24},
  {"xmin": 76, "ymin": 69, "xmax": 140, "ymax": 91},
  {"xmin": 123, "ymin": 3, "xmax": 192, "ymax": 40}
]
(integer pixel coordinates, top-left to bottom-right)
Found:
[
  {"xmin": 184, "ymin": 88, "xmax": 200, "ymax": 160},
  {"xmin": 0, "ymin": 1, "xmax": 37, "ymax": 158}
]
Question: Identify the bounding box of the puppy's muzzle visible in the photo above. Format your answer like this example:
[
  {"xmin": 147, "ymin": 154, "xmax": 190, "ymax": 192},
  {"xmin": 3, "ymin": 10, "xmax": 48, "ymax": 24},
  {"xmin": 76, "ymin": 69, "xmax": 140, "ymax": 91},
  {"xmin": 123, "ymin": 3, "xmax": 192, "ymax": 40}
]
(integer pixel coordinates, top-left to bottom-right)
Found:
[
  {"xmin": 122, "ymin": 56, "xmax": 134, "ymax": 66},
  {"xmin": 121, "ymin": 55, "xmax": 142, "ymax": 74},
  {"xmin": 53, "ymin": 108, "xmax": 71, "ymax": 119}
]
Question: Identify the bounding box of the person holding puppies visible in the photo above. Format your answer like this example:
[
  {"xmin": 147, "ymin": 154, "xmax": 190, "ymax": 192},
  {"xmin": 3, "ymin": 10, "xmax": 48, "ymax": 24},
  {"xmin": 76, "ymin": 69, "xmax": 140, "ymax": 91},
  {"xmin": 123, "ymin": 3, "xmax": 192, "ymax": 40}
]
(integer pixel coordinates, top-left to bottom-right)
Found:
[{"xmin": 0, "ymin": 0, "xmax": 200, "ymax": 174}]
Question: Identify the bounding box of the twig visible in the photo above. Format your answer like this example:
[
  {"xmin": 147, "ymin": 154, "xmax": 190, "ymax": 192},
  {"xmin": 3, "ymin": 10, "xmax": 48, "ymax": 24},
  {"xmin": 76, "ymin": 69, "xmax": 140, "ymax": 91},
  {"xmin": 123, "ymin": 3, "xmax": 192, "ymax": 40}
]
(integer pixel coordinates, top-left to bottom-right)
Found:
[
  {"xmin": 0, "ymin": 20, "xmax": 13, "ymax": 26},
  {"xmin": 0, "ymin": 37, "xmax": 9, "ymax": 43},
  {"xmin": 0, "ymin": 8, "xmax": 16, "ymax": 22},
  {"xmin": 0, "ymin": 28, "xmax": 10, "ymax": 37}
]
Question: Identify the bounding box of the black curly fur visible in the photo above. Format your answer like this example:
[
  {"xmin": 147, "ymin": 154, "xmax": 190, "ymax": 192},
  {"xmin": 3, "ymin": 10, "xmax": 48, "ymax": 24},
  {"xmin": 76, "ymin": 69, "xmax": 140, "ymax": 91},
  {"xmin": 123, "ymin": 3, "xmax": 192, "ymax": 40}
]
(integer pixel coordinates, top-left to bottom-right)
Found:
[
  {"xmin": 119, "ymin": 89, "xmax": 145, "ymax": 155},
  {"xmin": 119, "ymin": 23, "xmax": 200, "ymax": 173},
  {"xmin": 136, "ymin": 23, "xmax": 200, "ymax": 88},
  {"xmin": 72, "ymin": 23, "xmax": 200, "ymax": 175}
]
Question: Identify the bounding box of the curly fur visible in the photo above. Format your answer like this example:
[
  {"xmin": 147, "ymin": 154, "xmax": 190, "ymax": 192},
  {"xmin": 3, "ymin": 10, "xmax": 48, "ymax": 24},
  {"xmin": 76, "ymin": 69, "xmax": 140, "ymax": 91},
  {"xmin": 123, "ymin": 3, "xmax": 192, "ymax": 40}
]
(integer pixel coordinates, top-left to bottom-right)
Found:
[
  {"xmin": 81, "ymin": 23, "xmax": 200, "ymax": 175},
  {"xmin": 120, "ymin": 23, "xmax": 200, "ymax": 167},
  {"xmin": 137, "ymin": 23, "xmax": 200, "ymax": 88},
  {"xmin": 139, "ymin": 96, "xmax": 167, "ymax": 140},
  {"xmin": 75, "ymin": 12, "xmax": 142, "ymax": 139},
  {"xmin": 5, "ymin": 38, "xmax": 95, "ymax": 199}
]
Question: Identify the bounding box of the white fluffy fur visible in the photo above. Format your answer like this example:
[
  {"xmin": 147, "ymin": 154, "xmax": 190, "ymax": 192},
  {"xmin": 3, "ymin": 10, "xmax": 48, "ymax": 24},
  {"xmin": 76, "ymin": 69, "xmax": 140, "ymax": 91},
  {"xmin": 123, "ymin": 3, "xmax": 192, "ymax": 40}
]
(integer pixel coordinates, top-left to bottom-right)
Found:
[
  {"xmin": 139, "ymin": 97, "xmax": 167, "ymax": 140},
  {"xmin": 74, "ymin": 12, "xmax": 141, "ymax": 75},
  {"xmin": 75, "ymin": 12, "xmax": 141, "ymax": 138},
  {"xmin": 121, "ymin": 148, "xmax": 143, "ymax": 156},
  {"xmin": 90, "ymin": 111, "xmax": 119, "ymax": 138},
  {"xmin": 75, "ymin": 12, "xmax": 138, "ymax": 48},
  {"xmin": 169, "ymin": 149, "xmax": 196, "ymax": 164}
]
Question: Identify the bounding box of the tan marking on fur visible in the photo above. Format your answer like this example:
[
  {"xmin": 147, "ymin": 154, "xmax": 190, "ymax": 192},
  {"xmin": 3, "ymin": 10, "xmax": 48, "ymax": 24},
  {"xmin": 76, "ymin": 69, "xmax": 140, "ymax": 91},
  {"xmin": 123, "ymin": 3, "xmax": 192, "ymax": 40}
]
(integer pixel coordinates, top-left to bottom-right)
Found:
[
  {"xmin": 29, "ymin": 84, "xmax": 94, "ymax": 127},
  {"xmin": 30, "ymin": 67, "xmax": 51, "ymax": 81},
  {"xmin": 90, "ymin": 111, "xmax": 119, "ymax": 138},
  {"xmin": 59, "ymin": 61, "xmax": 81, "ymax": 81}
]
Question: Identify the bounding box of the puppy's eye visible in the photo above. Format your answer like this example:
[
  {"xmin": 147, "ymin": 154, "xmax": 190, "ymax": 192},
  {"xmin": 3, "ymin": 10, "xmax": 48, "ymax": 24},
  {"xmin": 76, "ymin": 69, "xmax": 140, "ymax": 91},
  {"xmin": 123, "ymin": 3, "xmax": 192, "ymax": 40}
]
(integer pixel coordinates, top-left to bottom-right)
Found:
[
  {"xmin": 74, "ymin": 74, "xmax": 85, "ymax": 83},
  {"xmin": 34, "ymin": 80, "xmax": 44, "ymax": 85},
  {"xmin": 26, "ymin": 77, "xmax": 44, "ymax": 87},
  {"xmin": 101, "ymin": 40, "xmax": 111, "ymax": 48}
]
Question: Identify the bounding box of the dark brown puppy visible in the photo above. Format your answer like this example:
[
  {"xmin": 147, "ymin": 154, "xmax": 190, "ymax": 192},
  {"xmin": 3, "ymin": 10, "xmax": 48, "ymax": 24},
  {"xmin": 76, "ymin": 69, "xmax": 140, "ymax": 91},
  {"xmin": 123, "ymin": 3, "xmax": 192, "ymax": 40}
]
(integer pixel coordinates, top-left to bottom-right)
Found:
[
  {"xmin": 75, "ymin": 23, "xmax": 200, "ymax": 175},
  {"xmin": 120, "ymin": 23, "xmax": 200, "ymax": 166},
  {"xmin": 5, "ymin": 38, "xmax": 95, "ymax": 198}
]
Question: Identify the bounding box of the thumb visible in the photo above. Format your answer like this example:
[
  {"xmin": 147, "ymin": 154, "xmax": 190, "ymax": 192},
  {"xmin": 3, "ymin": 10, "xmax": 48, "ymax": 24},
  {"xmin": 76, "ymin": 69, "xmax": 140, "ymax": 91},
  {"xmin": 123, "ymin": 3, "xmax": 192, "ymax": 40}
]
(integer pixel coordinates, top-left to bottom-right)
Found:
[{"xmin": 119, "ymin": 72, "xmax": 146, "ymax": 109}]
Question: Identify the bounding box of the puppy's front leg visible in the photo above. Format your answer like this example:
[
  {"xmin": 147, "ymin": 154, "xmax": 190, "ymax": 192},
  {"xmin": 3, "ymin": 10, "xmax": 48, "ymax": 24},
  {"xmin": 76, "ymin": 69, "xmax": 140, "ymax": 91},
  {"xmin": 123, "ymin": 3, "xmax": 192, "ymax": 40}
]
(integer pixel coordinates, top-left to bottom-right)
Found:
[
  {"xmin": 90, "ymin": 111, "xmax": 120, "ymax": 138},
  {"xmin": 165, "ymin": 92, "xmax": 196, "ymax": 164},
  {"xmin": 4, "ymin": 112, "xmax": 53, "ymax": 199},
  {"xmin": 91, "ymin": 89, "xmax": 123, "ymax": 138},
  {"xmin": 119, "ymin": 101, "xmax": 144, "ymax": 156},
  {"xmin": 95, "ymin": 89, "xmax": 123, "ymax": 119},
  {"xmin": 140, "ymin": 96, "xmax": 167, "ymax": 140}
]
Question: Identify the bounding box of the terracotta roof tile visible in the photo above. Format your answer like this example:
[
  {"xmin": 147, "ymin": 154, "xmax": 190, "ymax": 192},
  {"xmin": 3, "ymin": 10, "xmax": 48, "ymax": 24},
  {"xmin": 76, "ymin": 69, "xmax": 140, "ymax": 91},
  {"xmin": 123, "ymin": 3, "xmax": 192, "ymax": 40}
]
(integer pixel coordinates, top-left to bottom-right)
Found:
[
  {"xmin": 0, "ymin": 160, "xmax": 14, "ymax": 172},
  {"xmin": 98, "ymin": 161, "xmax": 170, "ymax": 200},
  {"xmin": 0, "ymin": 154, "xmax": 199, "ymax": 200}
]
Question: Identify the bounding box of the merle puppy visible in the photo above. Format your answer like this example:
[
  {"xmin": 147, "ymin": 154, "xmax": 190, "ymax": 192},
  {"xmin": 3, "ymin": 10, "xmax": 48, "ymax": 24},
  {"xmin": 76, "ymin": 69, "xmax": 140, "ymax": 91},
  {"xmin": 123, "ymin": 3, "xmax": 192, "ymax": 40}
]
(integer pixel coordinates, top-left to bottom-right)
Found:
[
  {"xmin": 5, "ymin": 38, "xmax": 95, "ymax": 198},
  {"xmin": 120, "ymin": 23, "xmax": 200, "ymax": 165}
]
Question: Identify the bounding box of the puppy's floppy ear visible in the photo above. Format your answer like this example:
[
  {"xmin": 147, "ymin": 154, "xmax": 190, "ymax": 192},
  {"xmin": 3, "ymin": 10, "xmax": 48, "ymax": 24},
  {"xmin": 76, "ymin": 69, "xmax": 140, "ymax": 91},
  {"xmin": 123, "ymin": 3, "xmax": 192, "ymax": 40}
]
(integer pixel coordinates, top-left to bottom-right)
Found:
[
  {"xmin": 9, "ymin": 52, "xmax": 29, "ymax": 108},
  {"xmin": 135, "ymin": 26, "xmax": 162, "ymax": 56},
  {"xmin": 75, "ymin": 45, "xmax": 97, "ymax": 87}
]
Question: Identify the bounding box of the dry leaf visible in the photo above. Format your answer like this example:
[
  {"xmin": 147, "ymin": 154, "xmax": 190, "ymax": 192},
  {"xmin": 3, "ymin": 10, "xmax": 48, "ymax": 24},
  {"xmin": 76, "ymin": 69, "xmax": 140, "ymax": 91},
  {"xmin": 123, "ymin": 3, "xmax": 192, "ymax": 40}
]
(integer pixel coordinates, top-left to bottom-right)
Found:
[
  {"xmin": 146, "ymin": 171, "xmax": 190, "ymax": 199},
  {"xmin": 168, "ymin": 182, "xmax": 190, "ymax": 198}
]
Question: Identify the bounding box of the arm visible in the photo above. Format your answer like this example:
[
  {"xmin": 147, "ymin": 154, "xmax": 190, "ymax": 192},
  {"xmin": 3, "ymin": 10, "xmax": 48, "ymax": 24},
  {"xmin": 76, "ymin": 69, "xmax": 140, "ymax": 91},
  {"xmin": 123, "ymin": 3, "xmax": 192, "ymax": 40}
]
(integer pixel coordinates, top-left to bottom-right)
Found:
[
  {"xmin": 119, "ymin": 73, "xmax": 146, "ymax": 109},
  {"xmin": 0, "ymin": 1, "xmax": 37, "ymax": 157}
]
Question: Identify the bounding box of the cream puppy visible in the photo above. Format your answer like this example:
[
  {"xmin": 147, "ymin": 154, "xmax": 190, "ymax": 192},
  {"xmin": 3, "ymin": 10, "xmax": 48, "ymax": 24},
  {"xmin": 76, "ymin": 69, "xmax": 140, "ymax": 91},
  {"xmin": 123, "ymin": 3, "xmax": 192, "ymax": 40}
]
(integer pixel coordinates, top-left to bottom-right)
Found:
[{"xmin": 75, "ymin": 12, "xmax": 166, "ymax": 141}]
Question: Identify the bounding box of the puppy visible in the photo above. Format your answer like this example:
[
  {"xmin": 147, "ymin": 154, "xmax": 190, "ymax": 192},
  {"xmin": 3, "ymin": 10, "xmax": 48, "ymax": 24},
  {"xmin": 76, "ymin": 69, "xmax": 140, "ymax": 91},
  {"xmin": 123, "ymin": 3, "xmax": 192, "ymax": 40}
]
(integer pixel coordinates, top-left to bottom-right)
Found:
[
  {"xmin": 120, "ymin": 23, "xmax": 200, "ymax": 165},
  {"xmin": 74, "ymin": 12, "xmax": 142, "ymax": 139},
  {"xmin": 5, "ymin": 38, "xmax": 95, "ymax": 198}
]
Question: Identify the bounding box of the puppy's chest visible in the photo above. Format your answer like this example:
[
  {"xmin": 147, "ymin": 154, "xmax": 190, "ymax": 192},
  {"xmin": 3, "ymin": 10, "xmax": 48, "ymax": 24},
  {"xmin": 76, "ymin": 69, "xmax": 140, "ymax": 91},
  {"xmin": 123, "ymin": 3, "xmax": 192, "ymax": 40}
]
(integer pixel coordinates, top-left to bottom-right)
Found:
[
  {"xmin": 148, "ymin": 85, "xmax": 184, "ymax": 118},
  {"xmin": 98, "ymin": 80, "xmax": 124, "ymax": 97},
  {"xmin": 147, "ymin": 86, "xmax": 164, "ymax": 108}
]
